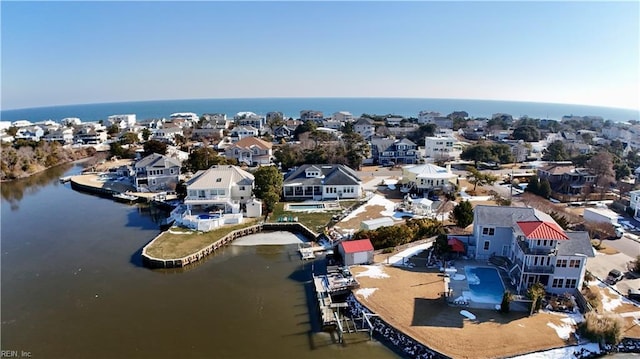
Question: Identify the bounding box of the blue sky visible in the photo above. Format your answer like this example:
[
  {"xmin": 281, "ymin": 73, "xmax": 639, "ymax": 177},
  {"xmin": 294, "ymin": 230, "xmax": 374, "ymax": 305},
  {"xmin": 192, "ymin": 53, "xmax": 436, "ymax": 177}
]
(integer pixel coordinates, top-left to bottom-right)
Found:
[{"xmin": 1, "ymin": 1, "xmax": 638, "ymax": 110}]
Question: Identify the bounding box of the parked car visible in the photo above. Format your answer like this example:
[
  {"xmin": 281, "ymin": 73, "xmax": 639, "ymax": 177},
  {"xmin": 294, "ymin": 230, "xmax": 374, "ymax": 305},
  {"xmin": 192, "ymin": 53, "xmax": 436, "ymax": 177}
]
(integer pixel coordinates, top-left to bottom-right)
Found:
[
  {"xmin": 628, "ymin": 289, "xmax": 640, "ymax": 302},
  {"xmin": 606, "ymin": 269, "xmax": 624, "ymax": 284}
]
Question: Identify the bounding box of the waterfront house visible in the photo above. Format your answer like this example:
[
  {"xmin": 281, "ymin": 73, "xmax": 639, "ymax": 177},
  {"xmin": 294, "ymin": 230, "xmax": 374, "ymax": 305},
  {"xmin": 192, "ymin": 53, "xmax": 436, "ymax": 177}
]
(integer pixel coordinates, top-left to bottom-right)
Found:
[
  {"xmin": 108, "ymin": 114, "xmax": 136, "ymax": 129},
  {"xmin": 300, "ymin": 110, "xmax": 324, "ymax": 122},
  {"xmin": 224, "ymin": 137, "xmax": 273, "ymax": 166},
  {"xmin": 399, "ymin": 163, "xmax": 457, "ymax": 194},
  {"xmin": 74, "ymin": 126, "xmax": 107, "ymax": 145},
  {"xmin": 339, "ymin": 239, "xmax": 374, "ymax": 266},
  {"xmin": 282, "ymin": 164, "xmax": 362, "ymax": 201},
  {"xmin": 370, "ymin": 137, "xmax": 421, "ymax": 166},
  {"xmin": 184, "ymin": 165, "xmax": 255, "ymax": 214},
  {"xmin": 43, "ymin": 127, "xmax": 74, "ymax": 144},
  {"xmin": 134, "ymin": 153, "xmax": 181, "ymax": 192},
  {"xmin": 470, "ymin": 205, "xmax": 594, "ymax": 295},
  {"xmin": 15, "ymin": 126, "xmax": 44, "ymax": 142}
]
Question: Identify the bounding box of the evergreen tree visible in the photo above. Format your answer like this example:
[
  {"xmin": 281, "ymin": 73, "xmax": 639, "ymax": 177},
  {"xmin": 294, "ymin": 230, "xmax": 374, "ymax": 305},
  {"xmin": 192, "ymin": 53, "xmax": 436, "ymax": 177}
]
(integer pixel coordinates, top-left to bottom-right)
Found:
[{"xmin": 450, "ymin": 200, "xmax": 473, "ymax": 228}]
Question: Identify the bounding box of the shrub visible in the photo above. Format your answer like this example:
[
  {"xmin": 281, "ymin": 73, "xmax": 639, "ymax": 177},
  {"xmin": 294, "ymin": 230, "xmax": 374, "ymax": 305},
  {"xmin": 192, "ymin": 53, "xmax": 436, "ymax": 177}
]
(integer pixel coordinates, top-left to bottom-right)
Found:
[
  {"xmin": 381, "ymin": 247, "xmax": 394, "ymax": 254},
  {"xmin": 578, "ymin": 312, "xmax": 623, "ymax": 345},
  {"xmin": 582, "ymin": 287, "xmax": 601, "ymax": 310},
  {"xmin": 500, "ymin": 291, "xmax": 513, "ymax": 313}
]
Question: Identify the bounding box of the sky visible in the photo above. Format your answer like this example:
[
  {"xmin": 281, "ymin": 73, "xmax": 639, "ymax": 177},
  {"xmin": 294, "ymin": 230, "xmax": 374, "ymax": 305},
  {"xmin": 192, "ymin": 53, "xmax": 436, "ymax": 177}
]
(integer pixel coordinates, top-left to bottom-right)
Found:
[{"xmin": 1, "ymin": 1, "xmax": 639, "ymax": 111}]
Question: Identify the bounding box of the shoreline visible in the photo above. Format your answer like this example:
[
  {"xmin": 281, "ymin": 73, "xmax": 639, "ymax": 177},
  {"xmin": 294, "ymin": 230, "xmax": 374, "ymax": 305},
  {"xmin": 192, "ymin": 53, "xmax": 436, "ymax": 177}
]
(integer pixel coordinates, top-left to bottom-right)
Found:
[{"xmin": 0, "ymin": 153, "xmax": 94, "ymax": 183}]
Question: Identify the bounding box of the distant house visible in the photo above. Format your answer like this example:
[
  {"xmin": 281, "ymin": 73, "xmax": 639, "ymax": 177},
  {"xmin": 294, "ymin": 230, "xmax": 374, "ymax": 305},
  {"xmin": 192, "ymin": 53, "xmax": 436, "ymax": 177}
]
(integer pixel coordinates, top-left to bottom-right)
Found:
[
  {"xmin": 424, "ymin": 136, "xmax": 459, "ymax": 162},
  {"xmin": 537, "ymin": 163, "xmax": 595, "ymax": 195},
  {"xmin": 229, "ymin": 126, "xmax": 259, "ymax": 142},
  {"xmin": 232, "ymin": 112, "xmax": 265, "ymax": 129},
  {"xmin": 43, "ymin": 127, "xmax": 74, "ymax": 144},
  {"xmin": 629, "ymin": 190, "xmax": 640, "ymax": 220},
  {"xmin": 272, "ymin": 125, "xmax": 295, "ymax": 141},
  {"xmin": 370, "ymin": 138, "xmax": 421, "ymax": 165},
  {"xmin": 400, "ymin": 163, "xmax": 457, "ymax": 194},
  {"xmin": 353, "ymin": 118, "xmax": 375, "ymax": 139},
  {"xmin": 201, "ymin": 113, "xmax": 231, "ymax": 129},
  {"xmin": 108, "ymin": 114, "xmax": 136, "ymax": 129},
  {"xmin": 332, "ymin": 111, "xmax": 353, "ymax": 123},
  {"xmin": 74, "ymin": 126, "xmax": 107, "ymax": 144},
  {"xmin": 152, "ymin": 126, "xmax": 184, "ymax": 144},
  {"xmin": 417, "ymin": 111, "xmax": 441, "ymax": 125},
  {"xmin": 300, "ymin": 110, "xmax": 324, "ymax": 122},
  {"xmin": 282, "ymin": 164, "xmax": 362, "ymax": 201},
  {"xmin": 470, "ymin": 205, "xmax": 594, "ymax": 295},
  {"xmin": 339, "ymin": 239, "xmax": 374, "ymax": 266},
  {"xmin": 134, "ymin": 153, "xmax": 181, "ymax": 192},
  {"xmin": 15, "ymin": 126, "xmax": 44, "ymax": 141},
  {"xmin": 384, "ymin": 116, "xmax": 404, "ymax": 127},
  {"xmin": 224, "ymin": 137, "xmax": 273, "ymax": 166},
  {"xmin": 184, "ymin": 165, "xmax": 255, "ymax": 214}
]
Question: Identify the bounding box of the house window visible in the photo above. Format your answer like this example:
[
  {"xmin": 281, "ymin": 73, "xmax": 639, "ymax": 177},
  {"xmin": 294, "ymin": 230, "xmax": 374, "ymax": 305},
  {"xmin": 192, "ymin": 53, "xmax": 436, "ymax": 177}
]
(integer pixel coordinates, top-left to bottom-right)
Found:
[
  {"xmin": 239, "ymin": 186, "xmax": 246, "ymax": 191},
  {"xmin": 565, "ymin": 279, "xmax": 577, "ymax": 288},
  {"xmin": 151, "ymin": 179, "xmax": 156, "ymax": 185},
  {"xmin": 569, "ymin": 259, "xmax": 580, "ymax": 268},
  {"xmin": 552, "ymin": 278, "xmax": 564, "ymax": 288},
  {"xmin": 170, "ymin": 169, "xmax": 175, "ymax": 175},
  {"xmin": 482, "ymin": 227, "xmax": 495, "ymax": 236},
  {"xmin": 483, "ymin": 241, "xmax": 490, "ymax": 251},
  {"xmin": 556, "ymin": 259, "xmax": 567, "ymax": 267}
]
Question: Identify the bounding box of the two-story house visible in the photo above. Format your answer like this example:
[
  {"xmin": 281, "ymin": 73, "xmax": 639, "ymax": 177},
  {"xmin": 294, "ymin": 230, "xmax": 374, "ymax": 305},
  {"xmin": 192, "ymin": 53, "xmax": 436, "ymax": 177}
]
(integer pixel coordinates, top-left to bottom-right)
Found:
[
  {"xmin": 184, "ymin": 165, "xmax": 255, "ymax": 214},
  {"xmin": 471, "ymin": 205, "xmax": 594, "ymax": 295},
  {"xmin": 134, "ymin": 153, "xmax": 181, "ymax": 192},
  {"xmin": 229, "ymin": 126, "xmax": 259, "ymax": 142},
  {"xmin": 537, "ymin": 163, "xmax": 596, "ymax": 195},
  {"xmin": 424, "ymin": 136, "xmax": 459, "ymax": 162},
  {"xmin": 15, "ymin": 126, "xmax": 44, "ymax": 141},
  {"xmin": 282, "ymin": 164, "xmax": 362, "ymax": 201},
  {"xmin": 300, "ymin": 110, "xmax": 323, "ymax": 122},
  {"xmin": 399, "ymin": 163, "xmax": 457, "ymax": 194},
  {"xmin": 353, "ymin": 118, "xmax": 375, "ymax": 140},
  {"xmin": 224, "ymin": 137, "xmax": 273, "ymax": 166},
  {"xmin": 234, "ymin": 112, "xmax": 265, "ymax": 130},
  {"xmin": 370, "ymin": 138, "xmax": 421, "ymax": 166},
  {"xmin": 629, "ymin": 189, "xmax": 640, "ymax": 220},
  {"xmin": 43, "ymin": 127, "xmax": 74, "ymax": 144}
]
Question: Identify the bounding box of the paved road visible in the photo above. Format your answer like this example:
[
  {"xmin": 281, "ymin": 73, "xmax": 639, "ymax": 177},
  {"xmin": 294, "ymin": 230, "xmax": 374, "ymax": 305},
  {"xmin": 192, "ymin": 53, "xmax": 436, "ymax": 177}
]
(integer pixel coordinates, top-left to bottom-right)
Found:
[{"xmin": 601, "ymin": 235, "xmax": 640, "ymax": 259}]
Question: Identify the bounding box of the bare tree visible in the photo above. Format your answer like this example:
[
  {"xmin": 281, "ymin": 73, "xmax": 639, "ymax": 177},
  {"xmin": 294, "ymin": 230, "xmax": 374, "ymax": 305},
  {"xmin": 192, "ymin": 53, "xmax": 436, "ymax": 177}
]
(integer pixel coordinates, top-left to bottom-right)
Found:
[{"xmin": 586, "ymin": 151, "xmax": 615, "ymax": 200}]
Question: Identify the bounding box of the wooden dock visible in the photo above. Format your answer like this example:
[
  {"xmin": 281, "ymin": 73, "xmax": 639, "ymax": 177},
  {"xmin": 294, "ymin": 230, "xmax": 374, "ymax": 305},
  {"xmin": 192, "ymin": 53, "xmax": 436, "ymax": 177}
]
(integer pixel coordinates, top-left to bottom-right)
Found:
[{"xmin": 313, "ymin": 275, "xmax": 337, "ymax": 327}]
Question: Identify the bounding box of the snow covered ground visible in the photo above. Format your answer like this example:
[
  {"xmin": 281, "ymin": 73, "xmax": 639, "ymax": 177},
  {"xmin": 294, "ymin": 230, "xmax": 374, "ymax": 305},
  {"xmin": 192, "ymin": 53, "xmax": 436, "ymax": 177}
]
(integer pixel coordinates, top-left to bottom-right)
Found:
[{"xmin": 387, "ymin": 242, "xmax": 432, "ymax": 267}]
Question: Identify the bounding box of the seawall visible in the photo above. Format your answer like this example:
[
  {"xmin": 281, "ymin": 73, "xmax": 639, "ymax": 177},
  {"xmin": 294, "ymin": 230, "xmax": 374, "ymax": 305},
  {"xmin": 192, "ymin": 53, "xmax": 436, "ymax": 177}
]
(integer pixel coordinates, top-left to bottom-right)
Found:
[{"xmin": 141, "ymin": 222, "xmax": 318, "ymax": 269}]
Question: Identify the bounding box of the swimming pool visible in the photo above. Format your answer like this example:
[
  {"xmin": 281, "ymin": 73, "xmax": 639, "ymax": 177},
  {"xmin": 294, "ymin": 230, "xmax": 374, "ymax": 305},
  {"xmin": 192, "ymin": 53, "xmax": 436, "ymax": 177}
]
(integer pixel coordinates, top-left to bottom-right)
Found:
[
  {"xmin": 285, "ymin": 203, "xmax": 327, "ymax": 211},
  {"xmin": 464, "ymin": 266, "xmax": 505, "ymax": 305}
]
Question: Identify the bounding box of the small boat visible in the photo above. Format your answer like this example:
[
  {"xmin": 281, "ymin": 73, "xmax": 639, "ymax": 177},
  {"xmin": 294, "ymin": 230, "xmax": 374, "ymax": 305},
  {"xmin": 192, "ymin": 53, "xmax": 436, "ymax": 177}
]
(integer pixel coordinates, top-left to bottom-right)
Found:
[{"xmin": 112, "ymin": 192, "xmax": 138, "ymax": 203}]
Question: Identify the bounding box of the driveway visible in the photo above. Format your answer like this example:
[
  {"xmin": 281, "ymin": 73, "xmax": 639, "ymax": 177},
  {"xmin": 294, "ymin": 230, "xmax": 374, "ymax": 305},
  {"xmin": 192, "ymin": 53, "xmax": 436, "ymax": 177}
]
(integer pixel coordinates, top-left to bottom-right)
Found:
[{"xmin": 586, "ymin": 252, "xmax": 640, "ymax": 295}]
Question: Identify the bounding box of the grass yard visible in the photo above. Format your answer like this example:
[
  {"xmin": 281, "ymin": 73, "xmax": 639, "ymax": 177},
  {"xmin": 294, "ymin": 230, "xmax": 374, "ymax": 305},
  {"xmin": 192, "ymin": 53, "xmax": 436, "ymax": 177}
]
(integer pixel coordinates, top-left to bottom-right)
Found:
[
  {"xmin": 145, "ymin": 219, "xmax": 258, "ymax": 259},
  {"xmin": 268, "ymin": 201, "xmax": 357, "ymax": 233}
]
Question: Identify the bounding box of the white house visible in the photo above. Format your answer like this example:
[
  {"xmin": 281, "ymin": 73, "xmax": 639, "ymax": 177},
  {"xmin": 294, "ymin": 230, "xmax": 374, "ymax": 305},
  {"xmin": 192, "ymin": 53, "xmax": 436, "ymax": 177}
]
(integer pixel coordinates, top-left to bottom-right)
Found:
[
  {"xmin": 282, "ymin": 164, "xmax": 362, "ymax": 201},
  {"xmin": 15, "ymin": 126, "xmax": 44, "ymax": 141},
  {"xmin": 229, "ymin": 126, "xmax": 259, "ymax": 142},
  {"xmin": 134, "ymin": 153, "xmax": 181, "ymax": 192},
  {"xmin": 418, "ymin": 111, "xmax": 441, "ymax": 125},
  {"xmin": 353, "ymin": 118, "xmax": 375, "ymax": 139},
  {"xmin": 470, "ymin": 205, "xmax": 594, "ymax": 295},
  {"xmin": 43, "ymin": 127, "xmax": 74, "ymax": 144},
  {"xmin": 61, "ymin": 117, "xmax": 82, "ymax": 126},
  {"xmin": 12, "ymin": 120, "xmax": 32, "ymax": 128},
  {"xmin": 184, "ymin": 165, "xmax": 255, "ymax": 214},
  {"xmin": 400, "ymin": 163, "xmax": 457, "ymax": 194},
  {"xmin": 332, "ymin": 111, "xmax": 354, "ymax": 123},
  {"xmin": 152, "ymin": 126, "xmax": 184, "ymax": 144},
  {"xmin": 108, "ymin": 114, "xmax": 136, "ymax": 129},
  {"xmin": 424, "ymin": 136, "xmax": 459, "ymax": 161}
]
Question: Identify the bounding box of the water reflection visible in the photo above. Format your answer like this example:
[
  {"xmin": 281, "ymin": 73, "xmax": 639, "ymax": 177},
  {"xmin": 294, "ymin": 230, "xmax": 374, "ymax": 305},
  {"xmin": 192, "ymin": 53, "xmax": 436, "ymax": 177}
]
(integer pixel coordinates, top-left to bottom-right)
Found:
[{"xmin": 1, "ymin": 163, "xmax": 73, "ymax": 210}]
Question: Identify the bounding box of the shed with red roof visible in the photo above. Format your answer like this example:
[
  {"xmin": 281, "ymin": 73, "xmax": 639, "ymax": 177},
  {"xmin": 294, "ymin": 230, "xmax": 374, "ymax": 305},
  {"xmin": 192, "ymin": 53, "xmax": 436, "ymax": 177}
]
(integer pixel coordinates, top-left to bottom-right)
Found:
[{"xmin": 339, "ymin": 239, "xmax": 374, "ymax": 266}]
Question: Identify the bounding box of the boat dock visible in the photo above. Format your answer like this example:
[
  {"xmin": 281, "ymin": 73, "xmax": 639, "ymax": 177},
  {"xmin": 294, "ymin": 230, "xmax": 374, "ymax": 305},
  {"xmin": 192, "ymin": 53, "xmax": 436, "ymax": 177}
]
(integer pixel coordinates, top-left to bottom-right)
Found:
[
  {"xmin": 298, "ymin": 244, "xmax": 326, "ymax": 260},
  {"xmin": 313, "ymin": 275, "xmax": 336, "ymax": 327}
]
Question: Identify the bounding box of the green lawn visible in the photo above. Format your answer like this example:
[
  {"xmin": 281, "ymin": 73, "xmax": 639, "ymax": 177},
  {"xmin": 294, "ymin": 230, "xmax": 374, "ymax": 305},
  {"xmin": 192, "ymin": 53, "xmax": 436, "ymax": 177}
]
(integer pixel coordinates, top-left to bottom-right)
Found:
[
  {"xmin": 268, "ymin": 201, "xmax": 359, "ymax": 233},
  {"xmin": 144, "ymin": 219, "xmax": 258, "ymax": 259}
]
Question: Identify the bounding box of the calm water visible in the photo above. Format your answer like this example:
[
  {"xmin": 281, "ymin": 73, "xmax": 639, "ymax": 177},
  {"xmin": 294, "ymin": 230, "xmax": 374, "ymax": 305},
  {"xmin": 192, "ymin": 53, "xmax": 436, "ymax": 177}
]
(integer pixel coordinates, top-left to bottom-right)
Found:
[
  {"xmin": 2, "ymin": 97, "xmax": 638, "ymax": 123},
  {"xmin": 0, "ymin": 164, "xmax": 398, "ymax": 358}
]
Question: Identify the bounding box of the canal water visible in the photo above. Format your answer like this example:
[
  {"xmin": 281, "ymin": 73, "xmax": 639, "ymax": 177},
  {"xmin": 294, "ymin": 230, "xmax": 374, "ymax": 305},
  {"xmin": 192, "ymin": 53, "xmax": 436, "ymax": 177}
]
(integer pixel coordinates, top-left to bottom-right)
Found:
[{"xmin": 1, "ymin": 164, "xmax": 399, "ymax": 358}]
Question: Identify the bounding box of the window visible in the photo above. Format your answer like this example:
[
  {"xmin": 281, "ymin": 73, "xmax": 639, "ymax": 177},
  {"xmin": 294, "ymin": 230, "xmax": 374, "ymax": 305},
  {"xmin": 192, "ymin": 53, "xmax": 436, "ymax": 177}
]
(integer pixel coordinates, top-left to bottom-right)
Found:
[
  {"xmin": 482, "ymin": 227, "xmax": 495, "ymax": 236},
  {"xmin": 556, "ymin": 259, "xmax": 567, "ymax": 267},
  {"xmin": 565, "ymin": 279, "xmax": 577, "ymax": 288},
  {"xmin": 483, "ymin": 241, "xmax": 490, "ymax": 251},
  {"xmin": 569, "ymin": 259, "xmax": 580, "ymax": 268},
  {"xmin": 552, "ymin": 278, "xmax": 564, "ymax": 288},
  {"xmin": 239, "ymin": 186, "xmax": 246, "ymax": 191}
]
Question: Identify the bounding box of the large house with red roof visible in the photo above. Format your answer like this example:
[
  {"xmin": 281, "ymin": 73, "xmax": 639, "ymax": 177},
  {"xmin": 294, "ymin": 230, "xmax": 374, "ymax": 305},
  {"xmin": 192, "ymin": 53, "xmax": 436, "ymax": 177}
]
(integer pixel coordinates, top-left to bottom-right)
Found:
[{"xmin": 471, "ymin": 205, "xmax": 594, "ymax": 295}]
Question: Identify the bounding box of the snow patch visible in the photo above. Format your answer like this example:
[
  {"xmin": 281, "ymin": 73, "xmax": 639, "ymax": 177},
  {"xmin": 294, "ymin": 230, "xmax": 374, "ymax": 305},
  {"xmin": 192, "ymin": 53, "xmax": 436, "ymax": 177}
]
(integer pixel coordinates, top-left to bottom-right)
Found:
[
  {"xmin": 387, "ymin": 242, "xmax": 432, "ymax": 267},
  {"xmin": 546, "ymin": 322, "xmax": 573, "ymax": 340},
  {"xmin": 601, "ymin": 287, "xmax": 624, "ymax": 312},
  {"xmin": 356, "ymin": 265, "xmax": 389, "ymax": 279},
  {"xmin": 355, "ymin": 288, "xmax": 378, "ymax": 300},
  {"xmin": 510, "ymin": 343, "xmax": 601, "ymax": 359}
]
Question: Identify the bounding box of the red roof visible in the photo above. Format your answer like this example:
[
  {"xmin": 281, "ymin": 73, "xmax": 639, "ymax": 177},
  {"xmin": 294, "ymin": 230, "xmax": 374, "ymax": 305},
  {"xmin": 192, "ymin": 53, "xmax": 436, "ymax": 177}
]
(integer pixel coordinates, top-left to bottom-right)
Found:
[
  {"xmin": 517, "ymin": 221, "xmax": 569, "ymax": 240},
  {"xmin": 341, "ymin": 239, "xmax": 374, "ymax": 253}
]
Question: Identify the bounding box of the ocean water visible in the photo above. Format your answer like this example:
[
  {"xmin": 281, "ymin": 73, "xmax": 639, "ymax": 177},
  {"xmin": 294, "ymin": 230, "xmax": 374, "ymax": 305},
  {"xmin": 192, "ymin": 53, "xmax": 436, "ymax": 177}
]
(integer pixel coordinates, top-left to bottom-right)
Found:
[{"xmin": 1, "ymin": 97, "xmax": 638, "ymax": 123}]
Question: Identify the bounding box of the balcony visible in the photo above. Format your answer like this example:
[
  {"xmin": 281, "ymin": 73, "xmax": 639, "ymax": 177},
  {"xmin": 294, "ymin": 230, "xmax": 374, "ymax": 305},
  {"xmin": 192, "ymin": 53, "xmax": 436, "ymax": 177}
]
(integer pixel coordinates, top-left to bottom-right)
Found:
[
  {"xmin": 523, "ymin": 265, "xmax": 555, "ymax": 274},
  {"xmin": 516, "ymin": 237, "xmax": 557, "ymax": 256}
]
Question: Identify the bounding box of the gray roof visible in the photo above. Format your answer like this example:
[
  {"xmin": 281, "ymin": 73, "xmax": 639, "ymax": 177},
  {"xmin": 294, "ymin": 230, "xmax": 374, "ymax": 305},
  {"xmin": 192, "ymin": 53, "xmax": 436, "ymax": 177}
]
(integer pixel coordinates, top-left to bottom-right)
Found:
[
  {"xmin": 283, "ymin": 164, "xmax": 361, "ymax": 187},
  {"xmin": 559, "ymin": 232, "xmax": 595, "ymax": 257},
  {"xmin": 474, "ymin": 205, "xmax": 540, "ymax": 227},
  {"xmin": 135, "ymin": 153, "xmax": 181, "ymax": 169},
  {"xmin": 186, "ymin": 165, "xmax": 254, "ymax": 190}
]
